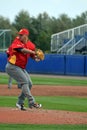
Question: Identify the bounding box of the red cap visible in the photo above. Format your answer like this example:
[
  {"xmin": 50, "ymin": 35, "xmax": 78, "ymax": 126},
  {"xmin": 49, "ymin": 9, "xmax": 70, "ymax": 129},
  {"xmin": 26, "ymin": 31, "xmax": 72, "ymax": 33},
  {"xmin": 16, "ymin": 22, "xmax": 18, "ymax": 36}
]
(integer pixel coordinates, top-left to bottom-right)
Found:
[{"xmin": 18, "ymin": 28, "xmax": 29, "ymax": 35}]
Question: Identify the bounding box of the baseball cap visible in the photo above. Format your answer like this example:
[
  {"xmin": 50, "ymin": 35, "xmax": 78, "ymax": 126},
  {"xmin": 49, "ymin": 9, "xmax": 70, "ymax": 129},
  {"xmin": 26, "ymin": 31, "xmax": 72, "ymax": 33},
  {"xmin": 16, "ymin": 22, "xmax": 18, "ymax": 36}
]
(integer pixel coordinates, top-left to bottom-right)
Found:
[{"xmin": 18, "ymin": 28, "xmax": 29, "ymax": 35}]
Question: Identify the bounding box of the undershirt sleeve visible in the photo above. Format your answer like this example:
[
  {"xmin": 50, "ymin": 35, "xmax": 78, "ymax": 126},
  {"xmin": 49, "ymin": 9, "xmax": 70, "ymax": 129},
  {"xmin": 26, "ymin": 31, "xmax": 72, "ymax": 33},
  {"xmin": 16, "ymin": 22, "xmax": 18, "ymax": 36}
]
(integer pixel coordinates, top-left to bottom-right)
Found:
[{"xmin": 14, "ymin": 48, "xmax": 23, "ymax": 52}]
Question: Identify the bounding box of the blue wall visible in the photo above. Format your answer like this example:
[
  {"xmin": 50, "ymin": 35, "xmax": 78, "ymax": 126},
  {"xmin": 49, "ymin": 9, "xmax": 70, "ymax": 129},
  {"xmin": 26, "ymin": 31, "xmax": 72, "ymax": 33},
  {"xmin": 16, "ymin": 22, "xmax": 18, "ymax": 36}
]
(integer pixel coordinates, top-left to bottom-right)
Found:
[
  {"xmin": 26, "ymin": 54, "xmax": 65, "ymax": 74},
  {"xmin": 0, "ymin": 53, "xmax": 87, "ymax": 76},
  {"xmin": 0, "ymin": 53, "xmax": 7, "ymax": 72},
  {"xmin": 65, "ymin": 55, "xmax": 85, "ymax": 76}
]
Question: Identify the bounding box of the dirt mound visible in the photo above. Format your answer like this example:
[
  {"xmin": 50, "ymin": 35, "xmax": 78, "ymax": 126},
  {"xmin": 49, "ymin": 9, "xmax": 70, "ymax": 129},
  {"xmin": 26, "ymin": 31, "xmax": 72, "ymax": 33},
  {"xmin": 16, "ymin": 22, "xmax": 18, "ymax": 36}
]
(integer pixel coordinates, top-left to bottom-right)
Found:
[{"xmin": 0, "ymin": 107, "xmax": 87, "ymax": 124}]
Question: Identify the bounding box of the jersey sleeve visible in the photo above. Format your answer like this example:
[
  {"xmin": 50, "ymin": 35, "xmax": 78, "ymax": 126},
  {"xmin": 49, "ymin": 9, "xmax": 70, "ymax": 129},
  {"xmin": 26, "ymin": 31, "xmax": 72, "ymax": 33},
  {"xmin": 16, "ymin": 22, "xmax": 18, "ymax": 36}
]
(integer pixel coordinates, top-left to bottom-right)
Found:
[{"xmin": 27, "ymin": 40, "xmax": 36, "ymax": 51}]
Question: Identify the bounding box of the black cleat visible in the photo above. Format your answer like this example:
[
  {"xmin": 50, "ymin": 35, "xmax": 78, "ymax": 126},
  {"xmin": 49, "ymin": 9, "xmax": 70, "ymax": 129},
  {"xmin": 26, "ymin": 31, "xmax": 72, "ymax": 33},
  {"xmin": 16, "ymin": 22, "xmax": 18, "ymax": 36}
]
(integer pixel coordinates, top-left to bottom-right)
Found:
[{"xmin": 16, "ymin": 103, "xmax": 26, "ymax": 111}]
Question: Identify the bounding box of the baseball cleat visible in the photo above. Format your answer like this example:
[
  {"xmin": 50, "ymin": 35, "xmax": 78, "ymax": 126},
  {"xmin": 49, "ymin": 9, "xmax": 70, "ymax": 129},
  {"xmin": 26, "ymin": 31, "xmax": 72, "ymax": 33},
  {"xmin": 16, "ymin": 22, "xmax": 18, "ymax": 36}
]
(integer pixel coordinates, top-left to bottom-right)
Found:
[
  {"xmin": 16, "ymin": 103, "xmax": 26, "ymax": 111},
  {"xmin": 29, "ymin": 102, "xmax": 42, "ymax": 109}
]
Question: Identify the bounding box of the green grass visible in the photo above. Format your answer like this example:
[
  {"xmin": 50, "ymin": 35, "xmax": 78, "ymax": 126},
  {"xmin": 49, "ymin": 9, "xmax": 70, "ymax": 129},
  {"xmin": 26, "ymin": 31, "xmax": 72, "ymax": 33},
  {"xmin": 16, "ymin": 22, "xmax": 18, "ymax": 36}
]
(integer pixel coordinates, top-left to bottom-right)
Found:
[
  {"xmin": 0, "ymin": 74, "xmax": 87, "ymax": 129},
  {"xmin": 0, "ymin": 74, "xmax": 87, "ymax": 86},
  {"xmin": 0, "ymin": 124, "xmax": 87, "ymax": 130},
  {"xmin": 0, "ymin": 96, "xmax": 87, "ymax": 112},
  {"xmin": 32, "ymin": 76, "xmax": 87, "ymax": 86}
]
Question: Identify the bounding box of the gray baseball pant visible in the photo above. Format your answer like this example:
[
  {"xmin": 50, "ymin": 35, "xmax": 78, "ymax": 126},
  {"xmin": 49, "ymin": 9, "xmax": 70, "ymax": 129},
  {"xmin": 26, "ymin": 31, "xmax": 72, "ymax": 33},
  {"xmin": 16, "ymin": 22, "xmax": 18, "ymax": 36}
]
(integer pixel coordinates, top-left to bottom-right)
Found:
[{"xmin": 5, "ymin": 62, "xmax": 35, "ymax": 106}]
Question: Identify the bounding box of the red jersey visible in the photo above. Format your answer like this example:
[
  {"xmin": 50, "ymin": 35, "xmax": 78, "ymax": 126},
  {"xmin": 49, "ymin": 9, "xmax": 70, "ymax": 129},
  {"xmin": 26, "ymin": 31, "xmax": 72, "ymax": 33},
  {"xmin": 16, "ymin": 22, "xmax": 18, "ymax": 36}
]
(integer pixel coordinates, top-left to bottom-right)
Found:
[{"xmin": 7, "ymin": 37, "xmax": 36, "ymax": 69}]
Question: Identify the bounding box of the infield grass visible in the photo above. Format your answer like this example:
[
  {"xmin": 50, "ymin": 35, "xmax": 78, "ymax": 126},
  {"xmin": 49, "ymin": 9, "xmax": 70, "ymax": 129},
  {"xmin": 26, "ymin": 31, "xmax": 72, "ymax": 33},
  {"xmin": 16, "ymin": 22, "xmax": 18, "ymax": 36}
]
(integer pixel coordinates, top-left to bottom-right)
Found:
[
  {"xmin": 0, "ymin": 124, "xmax": 87, "ymax": 130},
  {"xmin": 0, "ymin": 74, "xmax": 87, "ymax": 86},
  {"xmin": 0, "ymin": 96, "xmax": 87, "ymax": 112}
]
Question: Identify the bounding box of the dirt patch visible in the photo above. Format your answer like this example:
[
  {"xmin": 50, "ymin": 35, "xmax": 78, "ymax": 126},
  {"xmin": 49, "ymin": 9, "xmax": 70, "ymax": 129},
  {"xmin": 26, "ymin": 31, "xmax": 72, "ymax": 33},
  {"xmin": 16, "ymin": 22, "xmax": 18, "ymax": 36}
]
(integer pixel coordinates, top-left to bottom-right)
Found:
[
  {"xmin": 0, "ymin": 84, "xmax": 87, "ymax": 124},
  {"xmin": 1, "ymin": 85, "xmax": 87, "ymax": 97},
  {"xmin": 0, "ymin": 107, "xmax": 87, "ymax": 124}
]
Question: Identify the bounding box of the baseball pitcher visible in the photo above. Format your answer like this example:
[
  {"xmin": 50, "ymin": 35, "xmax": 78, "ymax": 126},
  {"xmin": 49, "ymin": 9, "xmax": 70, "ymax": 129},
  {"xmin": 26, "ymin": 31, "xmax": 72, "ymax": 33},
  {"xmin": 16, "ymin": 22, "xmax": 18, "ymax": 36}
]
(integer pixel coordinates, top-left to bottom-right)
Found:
[{"xmin": 6, "ymin": 28, "xmax": 44, "ymax": 110}]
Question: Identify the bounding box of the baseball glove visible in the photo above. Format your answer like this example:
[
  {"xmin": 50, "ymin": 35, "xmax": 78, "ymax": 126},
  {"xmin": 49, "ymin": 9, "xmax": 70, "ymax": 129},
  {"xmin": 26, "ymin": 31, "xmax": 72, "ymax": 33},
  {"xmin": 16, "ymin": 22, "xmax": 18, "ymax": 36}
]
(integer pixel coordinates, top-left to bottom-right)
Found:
[{"xmin": 36, "ymin": 49, "xmax": 44, "ymax": 60}]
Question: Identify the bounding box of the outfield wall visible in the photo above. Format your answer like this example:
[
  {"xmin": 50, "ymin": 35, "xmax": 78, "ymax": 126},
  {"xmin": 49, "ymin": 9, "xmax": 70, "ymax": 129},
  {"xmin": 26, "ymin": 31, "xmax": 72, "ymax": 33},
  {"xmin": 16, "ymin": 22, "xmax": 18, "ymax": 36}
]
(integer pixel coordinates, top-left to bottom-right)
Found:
[{"xmin": 0, "ymin": 53, "xmax": 87, "ymax": 76}]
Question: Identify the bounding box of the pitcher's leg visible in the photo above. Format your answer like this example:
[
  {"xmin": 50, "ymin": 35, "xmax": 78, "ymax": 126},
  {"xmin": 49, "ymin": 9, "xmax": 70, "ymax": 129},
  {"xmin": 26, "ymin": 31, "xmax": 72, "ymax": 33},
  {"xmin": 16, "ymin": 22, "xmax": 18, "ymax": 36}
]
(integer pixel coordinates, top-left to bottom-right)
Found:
[
  {"xmin": 24, "ymin": 70, "xmax": 33, "ymax": 90},
  {"xmin": 17, "ymin": 70, "xmax": 35, "ymax": 106},
  {"xmin": 16, "ymin": 70, "xmax": 35, "ymax": 106},
  {"xmin": 23, "ymin": 70, "xmax": 42, "ymax": 108},
  {"xmin": 22, "ymin": 83, "xmax": 35, "ymax": 105},
  {"xmin": 8, "ymin": 76, "xmax": 12, "ymax": 88},
  {"xmin": 17, "ymin": 92, "xmax": 25, "ymax": 105},
  {"xmin": 6, "ymin": 63, "xmax": 35, "ymax": 106}
]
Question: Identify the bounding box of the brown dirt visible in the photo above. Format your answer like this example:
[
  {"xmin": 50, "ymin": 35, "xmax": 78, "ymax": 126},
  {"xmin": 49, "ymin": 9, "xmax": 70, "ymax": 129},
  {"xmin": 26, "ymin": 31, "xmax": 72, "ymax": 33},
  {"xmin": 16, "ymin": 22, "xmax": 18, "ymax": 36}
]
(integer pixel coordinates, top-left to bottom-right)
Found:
[
  {"xmin": 0, "ymin": 84, "xmax": 87, "ymax": 124},
  {"xmin": 1, "ymin": 85, "xmax": 87, "ymax": 97}
]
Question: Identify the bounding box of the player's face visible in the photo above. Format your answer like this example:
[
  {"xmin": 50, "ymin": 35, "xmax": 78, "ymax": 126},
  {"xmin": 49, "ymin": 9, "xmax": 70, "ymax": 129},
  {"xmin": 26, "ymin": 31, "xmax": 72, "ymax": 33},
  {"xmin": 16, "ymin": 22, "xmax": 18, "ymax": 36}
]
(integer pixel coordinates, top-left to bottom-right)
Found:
[{"xmin": 19, "ymin": 34, "xmax": 28, "ymax": 43}]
